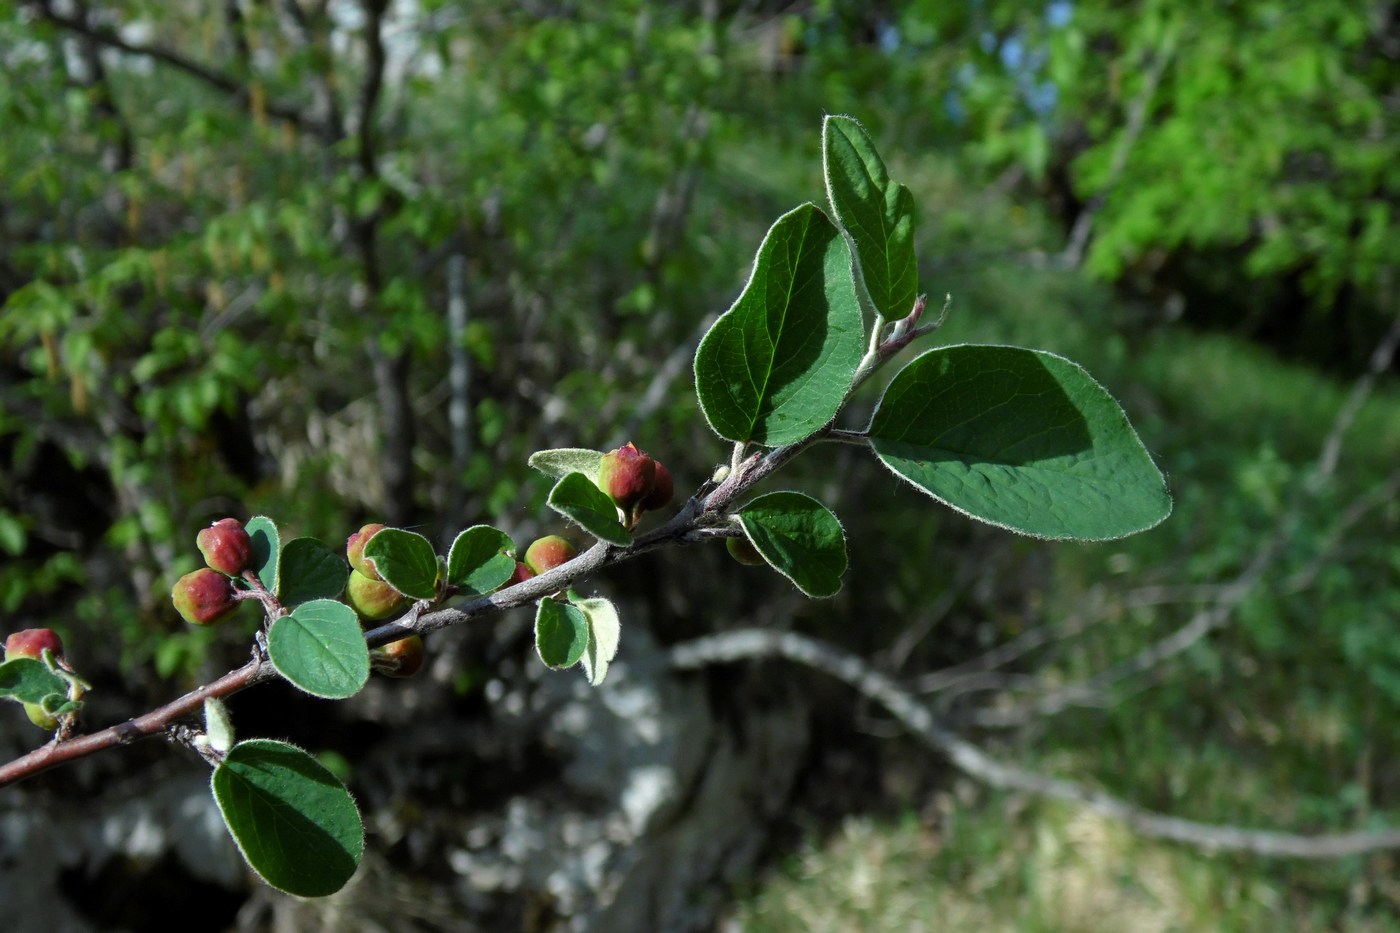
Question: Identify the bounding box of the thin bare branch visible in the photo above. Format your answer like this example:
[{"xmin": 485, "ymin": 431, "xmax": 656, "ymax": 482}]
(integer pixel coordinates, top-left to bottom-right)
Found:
[
  {"xmin": 29, "ymin": 1, "xmax": 327, "ymax": 137},
  {"xmin": 669, "ymin": 629, "xmax": 1400, "ymax": 858}
]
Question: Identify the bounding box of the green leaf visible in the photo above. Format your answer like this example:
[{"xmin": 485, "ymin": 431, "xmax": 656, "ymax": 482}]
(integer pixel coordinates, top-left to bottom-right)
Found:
[
  {"xmin": 277, "ymin": 537, "xmax": 349, "ymax": 607},
  {"xmin": 737, "ymin": 492, "xmax": 848, "ymax": 598},
  {"xmin": 527, "ymin": 448, "xmax": 605, "ymax": 484},
  {"xmin": 245, "ymin": 515, "xmax": 280, "ymax": 594},
  {"xmin": 694, "ymin": 203, "xmax": 864, "ymax": 446},
  {"xmin": 0, "ymin": 657, "xmax": 68, "ymax": 705},
  {"xmin": 534, "ymin": 596, "xmax": 589, "ymax": 669},
  {"xmin": 822, "ymin": 114, "xmax": 918, "ymax": 320},
  {"xmin": 211, "ymin": 739, "xmax": 364, "ymax": 898},
  {"xmin": 363, "ymin": 528, "xmax": 439, "ymax": 600},
  {"xmin": 868, "ymin": 345, "xmax": 1172, "ymax": 540},
  {"xmin": 267, "ymin": 599, "xmax": 370, "ymax": 699},
  {"xmin": 446, "ymin": 525, "xmax": 517, "ymax": 595},
  {"xmin": 574, "ymin": 596, "xmax": 621, "ymax": 686},
  {"xmin": 547, "ymin": 472, "xmax": 632, "ymax": 546}
]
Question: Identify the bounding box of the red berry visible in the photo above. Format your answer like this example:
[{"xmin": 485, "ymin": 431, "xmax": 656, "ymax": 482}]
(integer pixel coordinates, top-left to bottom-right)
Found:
[
  {"xmin": 374, "ymin": 635, "xmax": 425, "ymax": 678},
  {"xmin": 640, "ymin": 459, "xmax": 674, "ymax": 512},
  {"xmin": 197, "ymin": 518, "xmax": 253, "ymax": 576},
  {"xmin": 597, "ymin": 443, "xmax": 657, "ymax": 514},
  {"xmin": 508, "ymin": 561, "xmax": 536, "ymax": 585},
  {"xmin": 346, "ymin": 523, "xmax": 388, "ymax": 581},
  {"xmin": 172, "ymin": 569, "xmax": 239, "ymax": 626},
  {"xmin": 523, "ymin": 535, "xmax": 577, "ymax": 575},
  {"xmin": 4, "ymin": 628, "xmax": 64, "ymax": 662}
]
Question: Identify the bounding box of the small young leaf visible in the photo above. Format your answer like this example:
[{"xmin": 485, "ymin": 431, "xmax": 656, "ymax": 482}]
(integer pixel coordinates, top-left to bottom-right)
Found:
[
  {"xmin": 267, "ymin": 599, "xmax": 370, "ymax": 699},
  {"xmin": 868, "ymin": 345, "xmax": 1173, "ymax": 540},
  {"xmin": 737, "ymin": 491, "xmax": 848, "ymax": 598},
  {"xmin": 694, "ymin": 203, "xmax": 864, "ymax": 446},
  {"xmin": 204, "ymin": 697, "xmax": 235, "ymax": 754},
  {"xmin": 211, "ymin": 739, "xmax": 364, "ymax": 898},
  {"xmin": 547, "ymin": 472, "xmax": 632, "ymax": 546},
  {"xmin": 446, "ymin": 525, "xmax": 517, "ymax": 595},
  {"xmin": 823, "ymin": 114, "xmax": 918, "ymax": 321},
  {"xmin": 363, "ymin": 528, "xmax": 439, "ymax": 600},
  {"xmin": 278, "ymin": 537, "xmax": 349, "ymax": 606},
  {"xmin": 574, "ymin": 596, "xmax": 621, "ymax": 686},
  {"xmin": 527, "ymin": 448, "xmax": 606, "ymax": 484},
  {"xmin": 0, "ymin": 658, "xmax": 68, "ymax": 705},
  {"xmin": 244, "ymin": 515, "xmax": 280, "ymax": 594},
  {"xmin": 535, "ymin": 596, "xmax": 589, "ymax": 669}
]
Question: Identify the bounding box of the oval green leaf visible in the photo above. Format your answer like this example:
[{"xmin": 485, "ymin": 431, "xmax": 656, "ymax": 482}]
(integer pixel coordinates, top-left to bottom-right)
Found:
[
  {"xmin": 737, "ymin": 491, "xmax": 848, "ymax": 598},
  {"xmin": 535, "ymin": 596, "xmax": 589, "ymax": 669},
  {"xmin": 574, "ymin": 596, "xmax": 621, "ymax": 687},
  {"xmin": 0, "ymin": 657, "xmax": 68, "ymax": 705},
  {"xmin": 694, "ymin": 203, "xmax": 864, "ymax": 446},
  {"xmin": 363, "ymin": 528, "xmax": 439, "ymax": 600},
  {"xmin": 446, "ymin": 525, "xmax": 517, "ymax": 595},
  {"xmin": 278, "ymin": 537, "xmax": 349, "ymax": 606},
  {"xmin": 547, "ymin": 472, "xmax": 632, "ymax": 546},
  {"xmin": 823, "ymin": 114, "xmax": 918, "ymax": 321},
  {"xmin": 868, "ymin": 345, "xmax": 1172, "ymax": 540},
  {"xmin": 527, "ymin": 448, "xmax": 605, "ymax": 484},
  {"xmin": 211, "ymin": 738, "xmax": 364, "ymax": 898},
  {"xmin": 267, "ymin": 599, "xmax": 370, "ymax": 699},
  {"xmin": 244, "ymin": 515, "xmax": 280, "ymax": 594}
]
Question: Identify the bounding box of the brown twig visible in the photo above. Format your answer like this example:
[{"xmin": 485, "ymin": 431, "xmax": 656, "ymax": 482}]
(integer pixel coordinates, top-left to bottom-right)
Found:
[{"xmin": 669, "ymin": 628, "xmax": 1400, "ymax": 858}]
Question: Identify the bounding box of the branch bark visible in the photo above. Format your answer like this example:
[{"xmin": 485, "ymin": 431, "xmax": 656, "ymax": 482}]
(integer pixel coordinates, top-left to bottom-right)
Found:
[{"xmin": 669, "ymin": 629, "xmax": 1400, "ymax": 858}]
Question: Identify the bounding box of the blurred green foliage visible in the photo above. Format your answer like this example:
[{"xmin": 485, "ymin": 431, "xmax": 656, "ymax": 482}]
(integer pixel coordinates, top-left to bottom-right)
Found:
[{"xmin": 1, "ymin": 0, "xmax": 1398, "ymax": 926}]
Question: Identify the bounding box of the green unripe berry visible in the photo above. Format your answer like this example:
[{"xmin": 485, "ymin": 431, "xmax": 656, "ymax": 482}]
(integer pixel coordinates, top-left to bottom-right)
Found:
[
  {"xmin": 597, "ymin": 443, "xmax": 657, "ymax": 514},
  {"xmin": 372, "ymin": 634, "xmax": 425, "ymax": 678},
  {"xmin": 346, "ymin": 523, "xmax": 388, "ymax": 581},
  {"xmin": 24, "ymin": 701, "xmax": 58, "ymax": 731},
  {"xmin": 4, "ymin": 627, "xmax": 64, "ymax": 662},
  {"xmin": 524, "ymin": 535, "xmax": 577, "ymax": 575},
  {"xmin": 196, "ymin": 518, "xmax": 253, "ymax": 576},
  {"xmin": 172, "ymin": 569, "xmax": 239, "ymax": 626},
  {"xmin": 346, "ymin": 569, "xmax": 407, "ymax": 621},
  {"xmin": 726, "ymin": 536, "xmax": 766, "ymax": 567}
]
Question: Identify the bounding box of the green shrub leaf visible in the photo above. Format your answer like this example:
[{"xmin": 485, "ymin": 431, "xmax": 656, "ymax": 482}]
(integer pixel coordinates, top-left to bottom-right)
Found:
[
  {"xmin": 244, "ymin": 515, "xmax": 280, "ymax": 594},
  {"xmin": 868, "ymin": 345, "xmax": 1172, "ymax": 540},
  {"xmin": 737, "ymin": 492, "xmax": 848, "ymax": 598},
  {"xmin": 527, "ymin": 448, "xmax": 605, "ymax": 484},
  {"xmin": 267, "ymin": 599, "xmax": 370, "ymax": 699},
  {"xmin": 363, "ymin": 528, "xmax": 439, "ymax": 600},
  {"xmin": 211, "ymin": 739, "xmax": 364, "ymax": 897},
  {"xmin": 446, "ymin": 525, "xmax": 517, "ymax": 595},
  {"xmin": 574, "ymin": 596, "xmax": 621, "ymax": 686},
  {"xmin": 0, "ymin": 658, "xmax": 68, "ymax": 706},
  {"xmin": 535, "ymin": 596, "xmax": 589, "ymax": 669},
  {"xmin": 547, "ymin": 472, "xmax": 632, "ymax": 546},
  {"xmin": 277, "ymin": 537, "xmax": 349, "ymax": 606},
  {"xmin": 694, "ymin": 203, "xmax": 864, "ymax": 446},
  {"xmin": 822, "ymin": 114, "xmax": 918, "ymax": 321}
]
